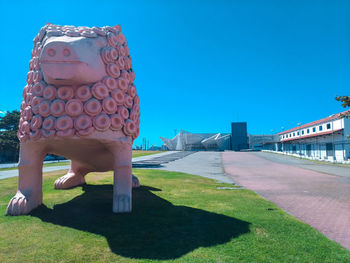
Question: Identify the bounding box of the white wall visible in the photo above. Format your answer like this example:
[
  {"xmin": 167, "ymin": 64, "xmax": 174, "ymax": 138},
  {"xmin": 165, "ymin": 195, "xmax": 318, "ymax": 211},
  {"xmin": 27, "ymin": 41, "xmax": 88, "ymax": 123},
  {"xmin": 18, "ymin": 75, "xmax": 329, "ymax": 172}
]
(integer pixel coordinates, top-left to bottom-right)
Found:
[
  {"xmin": 280, "ymin": 118, "xmax": 345, "ymax": 142},
  {"xmin": 279, "ymin": 125, "xmax": 349, "ymax": 162}
]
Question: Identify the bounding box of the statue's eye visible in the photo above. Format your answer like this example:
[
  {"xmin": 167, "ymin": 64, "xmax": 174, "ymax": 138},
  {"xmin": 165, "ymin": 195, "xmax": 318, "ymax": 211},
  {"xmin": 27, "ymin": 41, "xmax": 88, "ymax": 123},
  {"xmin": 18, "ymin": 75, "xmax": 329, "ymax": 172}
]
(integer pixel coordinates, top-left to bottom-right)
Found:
[
  {"xmin": 63, "ymin": 48, "xmax": 70, "ymax": 57},
  {"xmin": 48, "ymin": 48, "xmax": 56, "ymax": 57}
]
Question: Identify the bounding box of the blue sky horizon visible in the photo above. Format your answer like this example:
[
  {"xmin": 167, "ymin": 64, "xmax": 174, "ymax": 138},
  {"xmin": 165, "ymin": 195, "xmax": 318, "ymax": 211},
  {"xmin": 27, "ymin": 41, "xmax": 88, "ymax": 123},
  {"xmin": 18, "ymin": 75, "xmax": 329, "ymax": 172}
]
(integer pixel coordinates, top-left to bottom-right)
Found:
[{"xmin": 1, "ymin": 1, "xmax": 349, "ymax": 147}]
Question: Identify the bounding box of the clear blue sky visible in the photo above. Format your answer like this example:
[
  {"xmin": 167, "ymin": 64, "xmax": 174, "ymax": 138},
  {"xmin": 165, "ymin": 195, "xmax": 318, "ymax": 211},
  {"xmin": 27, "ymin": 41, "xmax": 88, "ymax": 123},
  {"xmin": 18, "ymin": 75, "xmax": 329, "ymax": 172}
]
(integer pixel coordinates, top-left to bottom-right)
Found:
[{"xmin": 1, "ymin": 1, "xmax": 349, "ymax": 147}]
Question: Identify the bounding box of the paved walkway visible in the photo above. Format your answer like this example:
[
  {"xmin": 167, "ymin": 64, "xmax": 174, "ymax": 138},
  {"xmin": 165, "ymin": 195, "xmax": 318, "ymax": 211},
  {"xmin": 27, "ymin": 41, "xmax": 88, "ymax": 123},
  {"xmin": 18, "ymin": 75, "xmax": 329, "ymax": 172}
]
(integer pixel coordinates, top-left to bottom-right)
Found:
[
  {"xmin": 155, "ymin": 151, "xmax": 236, "ymax": 184},
  {"xmin": 223, "ymin": 151, "xmax": 350, "ymax": 250}
]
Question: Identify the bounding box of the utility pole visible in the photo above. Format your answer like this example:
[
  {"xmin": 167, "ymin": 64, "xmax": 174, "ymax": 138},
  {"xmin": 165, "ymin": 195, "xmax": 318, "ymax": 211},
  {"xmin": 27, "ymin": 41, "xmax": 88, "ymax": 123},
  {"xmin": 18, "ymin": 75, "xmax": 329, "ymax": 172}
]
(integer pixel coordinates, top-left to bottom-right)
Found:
[
  {"xmin": 297, "ymin": 123, "xmax": 302, "ymax": 157},
  {"xmin": 142, "ymin": 138, "xmax": 146, "ymax": 150},
  {"xmin": 262, "ymin": 132, "xmax": 264, "ymax": 150},
  {"xmin": 271, "ymin": 129, "xmax": 275, "ymax": 151},
  {"xmin": 332, "ymin": 119, "xmax": 335, "ymax": 161},
  {"xmin": 281, "ymin": 126, "xmax": 285, "ymax": 153}
]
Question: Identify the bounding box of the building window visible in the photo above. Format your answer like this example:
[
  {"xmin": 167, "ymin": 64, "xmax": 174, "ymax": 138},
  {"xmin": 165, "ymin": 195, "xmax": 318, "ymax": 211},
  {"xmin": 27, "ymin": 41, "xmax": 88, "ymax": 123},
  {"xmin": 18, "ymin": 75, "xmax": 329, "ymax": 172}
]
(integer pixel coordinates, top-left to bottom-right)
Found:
[
  {"xmin": 319, "ymin": 125, "xmax": 323, "ymax": 131},
  {"xmin": 297, "ymin": 131, "xmax": 300, "ymax": 135},
  {"xmin": 307, "ymin": 129, "xmax": 310, "ymax": 134},
  {"xmin": 327, "ymin": 123, "xmax": 331, "ymax": 129},
  {"xmin": 313, "ymin": 127, "xmax": 316, "ymax": 132},
  {"xmin": 293, "ymin": 132, "xmax": 295, "ymax": 136},
  {"xmin": 302, "ymin": 130, "xmax": 304, "ymax": 135}
]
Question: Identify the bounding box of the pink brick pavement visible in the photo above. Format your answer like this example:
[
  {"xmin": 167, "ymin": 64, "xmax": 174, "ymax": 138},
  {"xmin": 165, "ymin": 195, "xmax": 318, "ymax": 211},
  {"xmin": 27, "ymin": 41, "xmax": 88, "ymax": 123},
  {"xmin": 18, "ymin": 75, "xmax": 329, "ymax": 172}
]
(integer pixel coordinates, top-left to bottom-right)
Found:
[{"xmin": 222, "ymin": 152, "xmax": 350, "ymax": 250}]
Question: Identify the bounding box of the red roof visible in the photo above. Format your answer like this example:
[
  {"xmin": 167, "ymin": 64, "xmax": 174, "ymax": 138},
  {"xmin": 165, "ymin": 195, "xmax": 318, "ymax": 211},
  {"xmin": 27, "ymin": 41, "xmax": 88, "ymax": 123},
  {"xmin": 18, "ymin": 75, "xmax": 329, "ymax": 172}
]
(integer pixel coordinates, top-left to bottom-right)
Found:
[
  {"xmin": 280, "ymin": 128, "xmax": 343, "ymax": 142},
  {"xmin": 278, "ymin": 110, "xmax": 350, "ymax": 135}
]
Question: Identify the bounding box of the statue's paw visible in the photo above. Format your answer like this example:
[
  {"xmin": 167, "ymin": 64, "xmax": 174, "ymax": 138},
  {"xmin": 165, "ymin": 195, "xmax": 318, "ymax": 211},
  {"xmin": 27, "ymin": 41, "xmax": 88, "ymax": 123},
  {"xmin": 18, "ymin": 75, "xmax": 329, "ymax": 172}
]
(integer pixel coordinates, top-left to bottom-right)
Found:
[
  {"xmin": 113, "ymin": 194, "xmax": 132, "ymax": 213},
  {"xmin": 132, "ymin": 174, "xmax": 140, "ymax": 188},
  {"xmin": 6, "ymin": 192, "xmax": 31, "ymax": 216},
  {"xmin": 54, "ymin": 173, "xmax": 85, "ymax": 189}
]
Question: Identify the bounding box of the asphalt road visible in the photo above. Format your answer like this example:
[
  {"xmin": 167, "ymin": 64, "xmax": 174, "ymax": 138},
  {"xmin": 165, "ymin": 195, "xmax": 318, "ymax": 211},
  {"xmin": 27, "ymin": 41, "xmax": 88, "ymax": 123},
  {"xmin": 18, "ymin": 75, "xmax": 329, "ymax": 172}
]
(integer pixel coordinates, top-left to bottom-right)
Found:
[{"xmin": 155, "ymin": 151, "xmax": 236, "ymax": 184}]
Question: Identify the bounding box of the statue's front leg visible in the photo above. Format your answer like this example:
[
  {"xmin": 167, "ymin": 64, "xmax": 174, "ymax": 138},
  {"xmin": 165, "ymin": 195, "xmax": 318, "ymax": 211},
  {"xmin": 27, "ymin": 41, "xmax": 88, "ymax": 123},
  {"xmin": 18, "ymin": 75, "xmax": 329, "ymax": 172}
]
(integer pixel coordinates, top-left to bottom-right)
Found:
[
  {"xmin": 7, "ymin": 142, "xmax": 46, "ymax": 215},
  {"xmin": 110, "ymin": 142, "xmax": 132, "ymax": 213}
]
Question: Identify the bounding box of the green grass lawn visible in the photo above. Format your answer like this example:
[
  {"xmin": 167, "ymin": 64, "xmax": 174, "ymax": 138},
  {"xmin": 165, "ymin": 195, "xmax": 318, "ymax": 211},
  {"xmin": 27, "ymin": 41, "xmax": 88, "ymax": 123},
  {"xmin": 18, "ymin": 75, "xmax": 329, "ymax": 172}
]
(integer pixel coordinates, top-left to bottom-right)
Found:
[
  {"xmin": 131, "ymin": 150, "xmax": 162, "ymax": 158},
  {"xmin": 0, "ymin": 169, "xmax": 349, "ymax": 262},
  {"xmin": 0, "ymin": 151, "xmax": 162, "ymax": 171}
]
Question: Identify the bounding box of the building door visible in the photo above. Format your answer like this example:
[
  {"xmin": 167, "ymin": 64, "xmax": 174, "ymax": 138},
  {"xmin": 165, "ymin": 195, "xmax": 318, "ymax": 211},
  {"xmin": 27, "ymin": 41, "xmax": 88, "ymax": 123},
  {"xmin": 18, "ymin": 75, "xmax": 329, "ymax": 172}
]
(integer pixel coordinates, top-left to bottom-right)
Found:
[
  {"xmin": 292, "ymin": 145, "xmax": 296, "ymax": 153},
  {"xmin": 326, "ymin": 143, "xmax": 333, "ymax": 157},
  {"xmin": 306, "ymin": 144, "xmax": 311, "ymax": 157}
]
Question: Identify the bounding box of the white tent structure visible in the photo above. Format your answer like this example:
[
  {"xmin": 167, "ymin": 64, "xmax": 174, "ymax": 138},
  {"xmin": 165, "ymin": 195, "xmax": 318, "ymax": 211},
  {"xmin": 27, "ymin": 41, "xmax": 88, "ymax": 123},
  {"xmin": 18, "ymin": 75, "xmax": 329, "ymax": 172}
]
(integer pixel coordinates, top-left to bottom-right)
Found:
[{"xmin": 160, "ymin": 130, "xmax": 231, "ymax": 151}]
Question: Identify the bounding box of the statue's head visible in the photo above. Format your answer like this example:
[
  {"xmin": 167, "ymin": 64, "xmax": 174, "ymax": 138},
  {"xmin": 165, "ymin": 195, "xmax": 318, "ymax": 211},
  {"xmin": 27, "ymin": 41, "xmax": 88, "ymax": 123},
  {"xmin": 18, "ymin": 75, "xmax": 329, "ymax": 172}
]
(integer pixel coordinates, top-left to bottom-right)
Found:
[{"xmin": 18, "ymin": 24, "xmax": 140, "ymax": 142}]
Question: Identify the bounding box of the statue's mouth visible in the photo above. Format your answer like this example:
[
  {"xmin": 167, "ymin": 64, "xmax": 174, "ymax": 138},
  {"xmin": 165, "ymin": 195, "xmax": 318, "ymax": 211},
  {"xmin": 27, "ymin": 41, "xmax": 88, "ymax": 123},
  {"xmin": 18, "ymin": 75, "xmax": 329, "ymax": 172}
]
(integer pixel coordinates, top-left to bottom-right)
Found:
[
  {"xmin": 39, "ymin": 60, "xmax": 102, "ymax": 85},
  {"xmin": 40, "ymin": 60, "xmax": 83, "ymax": 64}
]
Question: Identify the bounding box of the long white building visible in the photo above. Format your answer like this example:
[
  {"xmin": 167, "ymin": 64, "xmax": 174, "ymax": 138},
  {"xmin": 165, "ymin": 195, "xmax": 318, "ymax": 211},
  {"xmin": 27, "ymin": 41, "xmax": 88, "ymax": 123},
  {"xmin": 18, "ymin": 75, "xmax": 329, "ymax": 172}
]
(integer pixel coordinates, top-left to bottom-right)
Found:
[{"xmin": 277, "ymin": 110, "xmax": 350, "ymax": 162}]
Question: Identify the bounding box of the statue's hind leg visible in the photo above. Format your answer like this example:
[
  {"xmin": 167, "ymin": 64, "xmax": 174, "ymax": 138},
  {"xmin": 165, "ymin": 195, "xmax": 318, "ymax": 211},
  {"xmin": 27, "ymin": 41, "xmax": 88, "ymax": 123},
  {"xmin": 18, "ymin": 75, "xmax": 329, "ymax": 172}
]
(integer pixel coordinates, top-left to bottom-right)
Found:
[
  {"xmin": 108, "ymin": 141, "xmax": 133, "ymax": 213},
  {"xmin": 7, "ymin": 142, "xmax": 46, "ymax": 216},
  {"xmin": 132, "ymin": 174, "xmax": 140, "ymax": 188},
  {"xmin": 54, "ymin": 160, "xmax": 90, "ymax": 189}
]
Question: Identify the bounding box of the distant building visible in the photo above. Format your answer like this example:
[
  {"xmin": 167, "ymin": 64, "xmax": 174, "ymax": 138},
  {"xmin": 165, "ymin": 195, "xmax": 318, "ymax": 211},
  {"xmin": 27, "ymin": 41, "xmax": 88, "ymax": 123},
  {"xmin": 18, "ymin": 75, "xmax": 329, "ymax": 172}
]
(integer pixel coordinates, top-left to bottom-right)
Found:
[
  {"xmin": 231, "ymin": 122, "xmax": 249, "ymax": 151},
  {"xmin": 160, "ymin": 130, "xmax": 231, "ymax": 151},
  {"xmin": 248, "ymin": 134, "xmax": 280, "ymax": 151},
  {"xmin": 277, "ymin": 110, "xmax": 350, "ymax": 162},
  {"xmin": 160, "ymin": 123, "xmax": 273, "ymax": 152},
  {"xmin": 160, "ymin": 111, "xmax": 350, "ymax": 161}
]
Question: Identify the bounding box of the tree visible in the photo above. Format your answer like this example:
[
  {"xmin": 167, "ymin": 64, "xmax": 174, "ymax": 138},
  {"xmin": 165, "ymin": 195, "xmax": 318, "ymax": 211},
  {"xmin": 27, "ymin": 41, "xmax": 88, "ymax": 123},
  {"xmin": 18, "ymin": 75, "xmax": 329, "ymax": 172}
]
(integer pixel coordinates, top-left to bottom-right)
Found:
[
  {"xmin": 0, "ymin": 110, "xmax": 20, "ymax": 162},
  {"xmin": 335, "ymin": 96, "xmax": 350, "ymax": 108}
]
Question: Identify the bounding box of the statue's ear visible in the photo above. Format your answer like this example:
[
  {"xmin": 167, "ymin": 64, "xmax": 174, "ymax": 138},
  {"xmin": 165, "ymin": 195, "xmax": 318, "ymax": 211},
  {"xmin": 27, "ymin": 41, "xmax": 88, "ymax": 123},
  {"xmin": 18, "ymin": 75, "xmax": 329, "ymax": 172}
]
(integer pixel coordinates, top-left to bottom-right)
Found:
[{"xmin": 113, "ymin": 25, "xmax": 121, "ymax": 31}]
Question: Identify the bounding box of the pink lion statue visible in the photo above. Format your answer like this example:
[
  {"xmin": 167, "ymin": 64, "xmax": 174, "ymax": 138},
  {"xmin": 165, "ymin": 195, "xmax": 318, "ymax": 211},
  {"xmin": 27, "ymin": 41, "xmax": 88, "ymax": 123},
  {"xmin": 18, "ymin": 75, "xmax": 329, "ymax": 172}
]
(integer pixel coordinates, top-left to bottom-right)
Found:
[{"xmin": 7, "ymin": 23, "xmax": 140, "ymax": 215}]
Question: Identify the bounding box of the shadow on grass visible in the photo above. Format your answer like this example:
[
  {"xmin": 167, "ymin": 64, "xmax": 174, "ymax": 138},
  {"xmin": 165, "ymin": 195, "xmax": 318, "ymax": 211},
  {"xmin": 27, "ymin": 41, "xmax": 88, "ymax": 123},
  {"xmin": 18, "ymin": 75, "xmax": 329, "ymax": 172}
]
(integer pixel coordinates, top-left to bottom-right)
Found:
[{"xmin": 31, "ymin": 185, "xmax": 250, "ymax": 260}]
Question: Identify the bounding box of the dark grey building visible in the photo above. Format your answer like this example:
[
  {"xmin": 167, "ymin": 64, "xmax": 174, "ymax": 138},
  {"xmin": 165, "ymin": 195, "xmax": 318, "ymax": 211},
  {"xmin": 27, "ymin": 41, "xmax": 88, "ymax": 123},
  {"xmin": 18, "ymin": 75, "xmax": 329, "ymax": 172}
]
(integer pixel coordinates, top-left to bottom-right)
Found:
[{"xmin": 231, "ymin": 122, "xmax": 249, "ymax": 151}]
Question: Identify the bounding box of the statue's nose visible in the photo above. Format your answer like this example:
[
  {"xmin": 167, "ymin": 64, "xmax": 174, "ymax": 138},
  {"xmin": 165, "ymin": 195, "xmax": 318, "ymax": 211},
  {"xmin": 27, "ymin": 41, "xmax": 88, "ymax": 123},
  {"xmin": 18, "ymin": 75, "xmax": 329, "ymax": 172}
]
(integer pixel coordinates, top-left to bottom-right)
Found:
[{"xmin": 40, "ymin": 42, "xmax": 79, "ymax": 62}]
